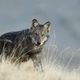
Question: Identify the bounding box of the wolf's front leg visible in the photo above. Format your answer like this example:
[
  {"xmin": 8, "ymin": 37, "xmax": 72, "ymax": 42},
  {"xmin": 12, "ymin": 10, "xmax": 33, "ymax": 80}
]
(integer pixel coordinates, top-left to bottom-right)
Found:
[{"xmin": 31, "ymin": 54, "xmax": 43, "ymax": 72}]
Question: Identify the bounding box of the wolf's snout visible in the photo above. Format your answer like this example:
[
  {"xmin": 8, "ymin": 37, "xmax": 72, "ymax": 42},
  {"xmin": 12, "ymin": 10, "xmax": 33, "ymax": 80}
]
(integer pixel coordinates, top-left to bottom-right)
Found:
[{"xmin": 37, "ymin": 42, "xmax": 41, "ymax": 45}]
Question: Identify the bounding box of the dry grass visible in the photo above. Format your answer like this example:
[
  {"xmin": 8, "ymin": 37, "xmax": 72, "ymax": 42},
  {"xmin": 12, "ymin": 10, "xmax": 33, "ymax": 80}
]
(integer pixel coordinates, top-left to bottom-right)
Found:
[
  {"xmin": 0, "ymin": 58, "xmax": 80, "ymax": 80},
  {"xmin": 0, "ymin": 55, "xmax": 80, "ymax": 80},
  {"xmin": 0, "ymin": 45, "xmax": 80, "ymax": 80}
]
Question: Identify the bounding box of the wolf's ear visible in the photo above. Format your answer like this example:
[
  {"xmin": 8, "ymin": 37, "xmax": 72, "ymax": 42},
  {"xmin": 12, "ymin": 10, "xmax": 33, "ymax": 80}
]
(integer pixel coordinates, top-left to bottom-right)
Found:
[
  {"xmin": 32, "ymin": 19, "xmax": 39, "ymax": 28},
  {"xmin": 44, "ymin": 21, "xmax": 51, "ymax": 32}
]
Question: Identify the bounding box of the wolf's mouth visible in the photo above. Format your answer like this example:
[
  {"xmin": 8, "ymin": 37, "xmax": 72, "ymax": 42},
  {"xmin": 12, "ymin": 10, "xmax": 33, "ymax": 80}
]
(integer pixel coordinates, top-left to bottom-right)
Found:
[
  {"xmin": 35, "ymin": 37, "xmax": 48, "ymax": 47},
  {"xmin": 40, "ymin": 37, "xmax": 48, "ymax": 46},
  {"xmin": 32, "ymin": 35, "xmax": 49, "ymax": 46}
]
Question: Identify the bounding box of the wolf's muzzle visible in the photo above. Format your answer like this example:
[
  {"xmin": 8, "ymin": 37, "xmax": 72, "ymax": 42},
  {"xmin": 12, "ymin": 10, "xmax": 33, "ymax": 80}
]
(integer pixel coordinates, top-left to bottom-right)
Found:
[{"xmin": 37, "ymin": 42, "xmax": 41, "ymax": 46}]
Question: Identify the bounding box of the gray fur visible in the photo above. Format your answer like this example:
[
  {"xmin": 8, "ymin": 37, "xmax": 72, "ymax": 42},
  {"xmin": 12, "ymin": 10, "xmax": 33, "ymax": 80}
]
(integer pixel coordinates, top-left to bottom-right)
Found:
[{"xmin": 0, "ymin": 19, "xmax": 51, "ymax": 71}]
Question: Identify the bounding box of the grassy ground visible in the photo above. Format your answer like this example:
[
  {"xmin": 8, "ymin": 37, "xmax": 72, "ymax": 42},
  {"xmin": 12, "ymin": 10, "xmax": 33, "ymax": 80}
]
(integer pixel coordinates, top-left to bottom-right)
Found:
[
  {"xmin": 0, "ymin": 46, "xmax": 80, "ymax": 80},
  {"xmin": 0, "ymin": 59, "xmax": 80, "ymax": 80},
  {"xmin": 0, "ymin": 56, "xmax": 80, "ymax": 80}
]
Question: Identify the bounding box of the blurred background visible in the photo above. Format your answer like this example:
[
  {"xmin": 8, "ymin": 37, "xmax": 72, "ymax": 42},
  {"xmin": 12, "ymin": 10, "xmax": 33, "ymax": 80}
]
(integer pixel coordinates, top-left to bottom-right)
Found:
[{"xmin": 0, "ymin": 0, "xmax": 80, "ymax": 48}]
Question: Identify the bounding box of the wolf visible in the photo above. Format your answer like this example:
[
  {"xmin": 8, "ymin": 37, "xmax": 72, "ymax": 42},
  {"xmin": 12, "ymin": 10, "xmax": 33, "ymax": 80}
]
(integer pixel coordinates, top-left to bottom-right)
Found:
[{"xmin": 0, "ymin": 19, "xmax": 51, "ymax": 71}]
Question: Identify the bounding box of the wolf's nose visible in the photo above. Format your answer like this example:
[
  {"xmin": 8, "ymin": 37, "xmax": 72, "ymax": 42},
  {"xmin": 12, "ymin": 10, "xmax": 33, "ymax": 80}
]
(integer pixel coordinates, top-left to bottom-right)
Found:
[{"xmin": 37, "ymin": 42, "xmax": 41, "ymax": 46}]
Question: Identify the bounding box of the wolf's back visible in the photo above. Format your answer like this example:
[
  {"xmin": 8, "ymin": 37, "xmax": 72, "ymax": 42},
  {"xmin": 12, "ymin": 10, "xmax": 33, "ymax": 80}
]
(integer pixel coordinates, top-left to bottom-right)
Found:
[
  {"xmin": 0, "ymin": 29, "xmax": 30, "ymax": 42},
  {"xmin": 0, "ymin": 29, "xmax": 29, "ymax": 54}
]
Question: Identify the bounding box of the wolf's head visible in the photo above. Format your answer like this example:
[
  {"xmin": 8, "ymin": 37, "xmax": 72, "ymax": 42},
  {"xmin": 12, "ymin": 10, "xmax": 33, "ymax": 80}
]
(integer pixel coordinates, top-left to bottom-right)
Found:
[{"xmin": 30, "ymin": 19, "xmax": 51, "ymax": 46}]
